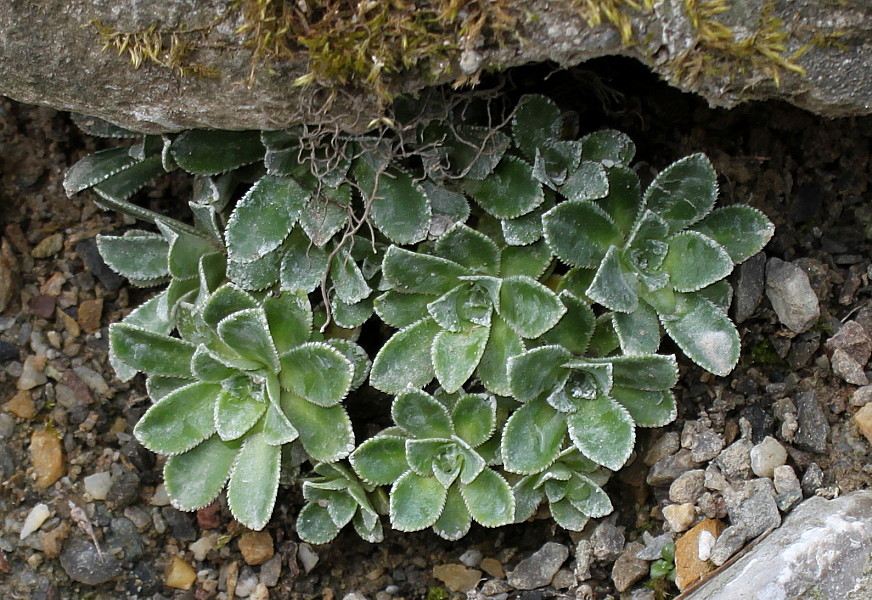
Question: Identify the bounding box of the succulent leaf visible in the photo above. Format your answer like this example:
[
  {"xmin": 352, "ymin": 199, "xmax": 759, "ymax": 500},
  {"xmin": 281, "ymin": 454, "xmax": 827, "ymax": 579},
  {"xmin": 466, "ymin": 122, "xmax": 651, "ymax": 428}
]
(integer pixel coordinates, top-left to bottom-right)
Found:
[
  {"xmin": 370, "ymin": 318, "xmax": 440, "ymax": 394},
  {"xmin": 560, "ymin": 160, "xmax": 609, "ymax": 202},
  {"xmin": 392, "ymin": 389, "xmax": 453, "ymax": 439},
  {"xmin": 460, "ymin": 467, "xmax": 514, "ymax": 528},
  {"xmin": 109, "ymin": 324, "xmax": 195, "ymax": 378},
  {"xmin": 659, "ymin": 293, "xmax": 740, "ymax": 376},
  {"xmin": 543, "ymin": 200, "xmax": 622, "ymax": 269},
  {"xmin": 134, "ymin": 382, "xmax": 219, "ymax": 455},
  {"xmin": 373, "ymin": 292, "xmax": 430, "ymax": 329},
  {"xmin": 354, "ymin": 162, "xmax": 431, "ymax": 245},
  {"xmin": 164, "ymin": 434, "xmax": 241, "ymax": 511},
  {"xmin": 92, "ymin": 155, "xmax": 165, "ymax": 202},
  {"xmin": 279, "ymin": 342, "xmax": 353, "ymax": 407},
  {"xmin": 280, "ymin": 229, "xmax": 329, "ymax": 293},
  {"xmin": 501, "ymin": 398, "xmax": 567, "ymax": 474},
  {"xmin": 661, "ymin": 231, "xmax": 734, "ymax": 292},
  {"xmin": 452, "ymin": 394, "xmax": 497, "ymax": 448},
  {"xmin": 476, "ymin": 314, "xmax": 525, "ymax": 396},
  {"xmin": 263, "ymin": 292, "xmax": 312, "ymax": 354},
  {"xmin": 643, "ymin": 153, "xmax": 717, "ymax": 233},
  {"xmin": 512, "ymin": 94, "xmax": 562, "ymax": 161},
  {"xmin": 432, "ymin": 326, "xmax": 490, "ymax": 393},
  {"xmin": 64, "ymin": 147, "xmax": 138, "ymax": 195},
  {"xmin": 540, "ymin": 292, "xmax": 596, "ymax": 356},
  {"xmin": 214, "ymin": 390, "xmax": 266, "ymax": 441},
  {"xmin": 296, "ymin": 502, "xmax": 341, "ymax": 544},
  {"xmin": 690, "ymin": 205, "xmax": 774, "ymax": 264},
  {"xmin": 508, "ymin": 345, "xmax": 572, "ymax": 403},
  {"xmin": 351, "ymin": 435, "xmax": 408, "ymax": 486},
  {"xmin": 596, "ymin": 167, "xmax": 642, "ymax": 236},
  {"xmin": 97, "ymin": 231, "xmax": 170, "ymax": 284},
  {"xmin": 281, "ymin": 390, "xmax": 354, "ymax": 462},
  {"xmin": 612, "ymin": 303, "xmax": 661, "ymax": 355},
  {"xmin": 567, "ymin": 394, "xmax": 635, "ymax": 471},
  {"xmin": 434, "ymin": 485, "xmax": 472, "ymax": 540},
  {"xmin": 465, "ymin": 156, "xmax": 544, "ymax": 220},
  {"xmin": 381, "ymin": 246, "xmax": 470, "ymax": 295},
  {"xmin": 434, "ymin": 224, "xmax": 501, "ymax": 276},
  {"xmin": 499, "ymin": 240, "xmax": 553, "ymax": 280},
  {"xmin": 390, "ymin": 471, "xmax": 447, "ymax": 532},
  {"xmin": 227, "ymin": 432, "xmax": 281, "ymax": 530},
  {"xmin": 217, "ymin": 308, "xmax": 280, "ymax": 372},
  {"xmin": 586, "ymin": 246, "xmax": 638, "ymax": 313},
  {"xmin": 612, "ymin": 387, "xmax": 677, "ymax": 427},
  {"xmin": 580, "ymin": 130, "xmax": 636, "ymax": 166},
  {"xmin": 171, "ymin": 130, "xmax": 265, "ymax": 176}
]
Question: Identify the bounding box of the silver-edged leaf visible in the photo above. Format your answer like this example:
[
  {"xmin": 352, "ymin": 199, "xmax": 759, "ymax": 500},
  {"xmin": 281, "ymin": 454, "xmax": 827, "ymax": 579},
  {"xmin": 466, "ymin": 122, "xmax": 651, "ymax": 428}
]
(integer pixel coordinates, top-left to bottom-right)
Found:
[
  {"xmin": 164, "ymin": 435, "xmax": 241, "ymax": 511},
  {"xmin": 109, "ymin": 323, "xmax": 195, "ymax": 378},
  {"xmin": 392, "ymin": 389, "xmax": 453, "ymax": 439},
  {"xmin": 390, "ymin": 471, "xmax": 446, "ymax": 532},
  {"xmin": 567, "ymin": 395, "xmax": 635, "ymax": 471},
  {"xmin": 465, "ymin": 156, "xmax": 544, "ymax": 220},
  {"xmin": 381, "ymin": 246, "xmax": 469, "ymax": 295},
  {"xmin": 350, "ymin": 435, "xmax": 408, "ymax": 486},
  {"xmin": 691, "ymin": 205, "xmax": 774, "ymax": 264},
  {"xmin": 501, "ymin": 397, "xmax": 566, "ymax": 475},
  {"xmin": 432, "ymin": 327, "xmax": 490, "ymax": 393},
  {"xmin": 661, "ymin": 231, "xmax": 733, "ymax": 293},
  {"xmin": 433, "ymin": 485, "xmax": 472, "ymax": 541},
  {"xmin": 171, "ymin": 130, "xmax": 265, "ymax": 176},
  {"xmin": 660, "ymin": 293, "xmax": 740, "ymax": 376},
  {"xmin": 134, "ymin": 382, "xmax": 219, "ymax": 455},
  {"xmin": 498, "ymin": 276, "xmax": 566, "ymax": 338},
  {"xmin": 281, "ymin": 391, "xmax": 355, "ymax": 462},
  {"xmin": 64, "ymin": 147, "xmax": 138, "ymax": 196},
  {"xmin": 612, "ymin": 303, "xmax": 661, "ymax": 355},
  {"xmin": 227, "ymin": 432, "xmax": 281, "ymax": 530},
  {"xmin": 434, "ymin": 224, "xmax": 500, "ymax": 276},
  {"xmin": 612, "ymin": 387, "xmax": 677, "ymax": 427},
  {"xmin": 369, "ymin": 318, "xmax": 440, "ymax": 395},
  {"xmin": 97, "ymin": 231, "xmax": 169, "ymax": 284},
  {"xmin": 460, "ymin": 468, "xmax": 514, "ymax": 527},
  {"xmin": 543, "ymin": 200, "xmax": 622, "ymax": 268},
  {"xmin": 643, "ymin": 153, "xmax": 717, "ymax": 233},
  {"xmin": 279, "ymin": 342, "xmax": 353, "ymax": 407}
]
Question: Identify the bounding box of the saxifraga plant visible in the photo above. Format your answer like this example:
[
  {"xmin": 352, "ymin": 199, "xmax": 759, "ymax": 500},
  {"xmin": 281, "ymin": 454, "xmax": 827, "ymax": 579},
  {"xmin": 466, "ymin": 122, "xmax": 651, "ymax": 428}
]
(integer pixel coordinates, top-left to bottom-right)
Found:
[{"xmin": 65, "ymin": 91, "xmax": 773, "ymax": 539}]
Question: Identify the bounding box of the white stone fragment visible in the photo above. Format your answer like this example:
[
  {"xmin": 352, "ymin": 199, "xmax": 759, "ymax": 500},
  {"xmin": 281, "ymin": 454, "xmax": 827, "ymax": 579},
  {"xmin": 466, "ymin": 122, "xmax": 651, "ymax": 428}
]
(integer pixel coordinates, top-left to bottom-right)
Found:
[{"xmin": 20, "ymin": 503, "xmax": 52, "ymax": 539}]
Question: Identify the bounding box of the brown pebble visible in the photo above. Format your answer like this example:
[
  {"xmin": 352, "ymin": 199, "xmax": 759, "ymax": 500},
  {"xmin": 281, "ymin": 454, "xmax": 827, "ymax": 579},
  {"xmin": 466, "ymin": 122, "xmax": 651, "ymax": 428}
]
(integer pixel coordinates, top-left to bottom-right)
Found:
[
  {"xmin": 675, "ymin": 518, "xmax": 725, "ymax": 591},
  {"xmin": 31, "ymin": 233, "xmax": 64, "ymax": 259},
  {"xmin": 197, "ymin": 502, "xmax": 222, "ymax": 529},
  {"xmin": 40, "ymin": 272, "xmax": 66, "ymax": 296},
  {"xmin": 0, "ymin": 239, "xmax": 19, "ymax": 313},
  {"xmin": 30, "ymin": 430, "xmax": 64, "ymax": 488},
  {"xmin": 225, "ymin": 560, "xmax": 239, "ymax": 598},
  {"xmin": 28, "ymin": 295, "xmax": 57, "ymax": 319},
  {"xmin": 480, "ymin": 557, "xmax": 505, "ymax": 579},
  {"xmin": 42, "ymin": 521, "xmax": 71, "ymax": 558},
  {"xmin": 56, "ymin": 309, "xmax": 81, "ymax": 338},
  {"xmin": 165, "ymin": 556, "xmax": 197, "ymax": 590},
  {"xmin": 4, "ymin": 389, "xmax": 37, "ymax": 419},
  {"xmin": 17, "ymin": 355, "xmax": 47, "ymax": 390},
  {"xmin": 853, "ymin": 404, "xmax": 872, "ymax": 445},
  {"xmin": 250, "ymin": 583, "xmax": 270, "ymax": 600},
  {"xmin": 77, "ymin": 298, "xmax": 103, "ymax": 333},
  {"xmin": 239, "ymin": 530, "xmax": 275, "ymax": 566},
  {"xmin": 432, "ymin": 564, "xmax": 483, "ymax": 593}
]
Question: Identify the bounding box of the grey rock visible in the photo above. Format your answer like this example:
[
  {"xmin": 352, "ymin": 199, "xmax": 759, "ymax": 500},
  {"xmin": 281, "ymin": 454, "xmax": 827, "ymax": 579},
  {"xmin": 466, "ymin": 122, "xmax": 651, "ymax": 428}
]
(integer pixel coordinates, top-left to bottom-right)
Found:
[
  {"xmin": 830, "ymin": 349, "xmax": 869, "ymax": 386},
  {"xmin": 765, "ymin": 257, "xmax": 820, "ymax": 333},
  {"xmin": 259, "ymin": 554, "xmax": 282, "ymax": 587},
  {"xmin": 573, "ymin": 540, "xmax": 594, "ymax": 582},
  {"xmin": 801, "ymin": 462, "xmax": 825, "ymax": 496},
  {"xmin": 611, "ymin": 542, "xmax": 648, "ymax": 592},
  {"xmin": 716, "ymin": 439, "xmax": 753, "ymax": 481},
  {"xmin": 507, "ymin": 542, "xmax": 569, "ymax": 590},
  {"xmin": 106, "ymin": 470, "xmax": 141, "ymax": 509},
  {"xmin": 773, "ymin": 465, "xmax": 802, "ymax": 512},
  {"xmin": 635, "ymin": 532, "xmax": 675, "ymax": 561},
  {"xmin": 724, "ymin": 479, "xmax": 781, "ymax": 539},
  {"xmin": 550, "ymin": 569, "xmax": 575, "ymax": 590},
  {"xmin": 794, "ymin": 391, "xmax": 830, "ymax": 454},
  {"xmin": 825, "ymin": 321, "xmax": 871, "ymax": 366},
  {"xmin": 0, "ymin": 0, "xmax": 871, "ymax": 135},
  {"xmin": 460, "ymin": 549, "xmax": 483, "ymax": 568},
  {"xmin": 481, "ymin": 579, "xmax": 512, "ymax": 595},
  {"xmin": 851, "ymin": 386, "xmax": 872, "ymax": 408},
  {"xmin": 107, "ymin": 517, "xmax": 143, "ymax": 561},
  {"xmin": 669, "ymin": 470, "xmax": 706, "ymax": 505},
  {"xmin": 704, "ymin": 464, "xmax": 729, "ymax": 491},
  {"xmin": 686, "ymin": 425, "xmax": 725, "ymax": 463},
  {"xmin": 160, "ymin": 507, "xmax": 196, "ymax": 542},
  {"xmin": 647, "ymin": 449, "xmax": 703, "ymax": 486},
  {"xmin": 0, "ymin": 340, "xmax": 18, "ymax": 362},
  {"xmin": 709, "ymin": 525, "xmax": 748, "ymax": 566},
  {"xmin": 684, "ymin": 491, "xmax": 872, "ymax": 600},
  {"xmin": 630, "ymin": 590, "xmax": 656, "ymax": 600},
  {"xmin": 643, "ymin": 431, "xmax": 680, "ymax": 466},
  {"xmin": 698, "ymin": 492, "xmax": 727, "ymax": 520},
  {"xmin": 59, "ymin": 537, "xmax": 122, "ymax": 585},
  {"xmin": 592, "ymin": 522, "xmax": 625, "ymax": 562},
  {"xmin": 786, "ymin": 331, "xmax": 821, "ymax": 370},
  {"xmin": 733, "ymin": 252, "xmax": 766, "ymax": 323},
  {"xmin": 75, "ymin": 239, "xmax": 124, "ymax": 292},
  {"xmin": 749, "ymin": 436, "xmax": 787, "ymax": 478}
]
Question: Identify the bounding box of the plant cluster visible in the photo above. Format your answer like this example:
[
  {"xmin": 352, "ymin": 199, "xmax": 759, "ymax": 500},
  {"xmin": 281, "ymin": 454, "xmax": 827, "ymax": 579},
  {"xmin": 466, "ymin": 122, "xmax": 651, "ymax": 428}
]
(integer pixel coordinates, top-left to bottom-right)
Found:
[{"xmin": 66, "ymin": 92, "xmax": 772, "ymax": 541}]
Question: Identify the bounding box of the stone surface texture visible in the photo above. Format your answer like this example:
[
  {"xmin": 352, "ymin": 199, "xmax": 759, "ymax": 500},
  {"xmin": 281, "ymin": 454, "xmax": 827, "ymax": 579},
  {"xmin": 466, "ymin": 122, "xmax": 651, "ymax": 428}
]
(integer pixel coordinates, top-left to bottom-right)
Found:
[
  {"xmin": 0, "ymin": 1, "xmax": 870, "ymax": 133},
  {"xmin": 684, "ymin": 491, "xmax": 872, "ymax": 600},
  {"xmin": 765, "ymin": 258, "xmax": 820, "ymax": 333}
]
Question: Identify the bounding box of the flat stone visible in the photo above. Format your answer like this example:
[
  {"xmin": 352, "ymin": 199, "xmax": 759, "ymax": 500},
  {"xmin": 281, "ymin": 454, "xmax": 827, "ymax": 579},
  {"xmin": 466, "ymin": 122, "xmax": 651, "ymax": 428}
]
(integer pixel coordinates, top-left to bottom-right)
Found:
[
  {"xmin": 0, "ymin": 339, "xmax": 18, "ymax": 362},
  {"xmin": 826, "ymin": 321, "xmax": 872, "ymax": 366},
  {"xmin": 164, "ymin": 555, "xmax": 196, "ymax": 590},
  {"xmin": 17, "ymin": 354, "xmax": 47, "ymax": 390},
  {"xmin": 161, "ymin": 507, "xmax": 196, "ymax": 542},
  {"xmin": 507, "ymin": 542, "xmax": 569, "ymax": 590},
  {"xmin": 831, "ymin": 349, "xmax": 869, "ymax": 386},
  {"xmin": 259, "ymin": 553, "xmax": 282, "ymax": 587},
  {"xmin": 794, "ymin": 391, "xmax": 830, "ymax": 454},
  {"xmin": 724, "ymin": 479, "xmax": 781, "ymax": 540},
  {"xmin": 31, "ymin": 233, "xmax": 63, "ymax": 258},
  {"xmin": 664, "ymin": 503, "xmax": 697, "ymax": 533},
  {"xmin": 30, "ymin": 429, "xmax": 64, "ymax": 488},
  {"xmin": 190, "ymin": 533, "xmax": 219, "ymax": 561},
  {"xmin": 773, "ymin": 465, "xmax": 802, "ymax": 512},
  {"xmin": 59, "ymin": 537, "xmax": 122, "ymax": 585},
  {"xmin": 611, "ymin": 542, "xmax": 648, "ymax": 592},
  {"xmin": 83, "ymin": 471, "xmax": 112, "ymax": 500},
  {"xmin": 675, "ymin": 519, "xmax": 726, "ymax": 592},
  {"xmin": 648, "ymin": 449, "xmax": 703, "ymax": 486},
  {"xmin": 591, "ymin": 523, "xmax": 625, "ymax": 561},
  {"xmin": 765, "ymin": 257, "xmax": 820, "ymax": 333},
  {"xmin": 480, "ymin": 557, "xmax": 505, "ymax": 579},
  {"xmin": 433, "ymin": 564, "xmax": 483, "ymax": 593},
  {"xmin": 239, "ymin": 531, "xmax": 274, "ymax": 566},
  {"xmin": 716, "ymin": 439, "xmax": 753, "ymax": 481},
  {"xmin": 460, "ymin": 549, "xmax": 483, "ymax": 567},
  {"xmin": 749, "ymin": 436, "xmax": 787, "ymax": 478},
  {"xmin": 851, "ymin": 386, "xmax": 872, "ymax": 407},
  {"xmin": 853, "ymin": 404, "xmax": 872, "ymax": 445},
  {"xmin": 709, "ymin": 525, "xmax": 748, "ymax": 566},
  {"xmin": 644, "ymin": 431, "xmax": 680, "ymax": 466},
  {"xmin": 550, "ymin": 568, "xmax": 575, "ymax": 590},
  {"xmin": 28, "ymin": 294, "xmax": 56, "ymax": 318},
  {"xmin": 4, "ymin": 389, "xmax": 36, "ymax": 419},
  {"xmin": 77, "ymin": 298, "xmax": 103, "ymax": 333},
  {"xmin": 107, "ymin": 517, "xmax": 143, "ymax": 561},
  {"xmin": 683, "ymin": 491, "xmax": 872, "ymax": 600},
  {"xmin": 574, "ymin": 540, "xmax": 594, "ymax": 582},
  {"xmin": 733, "ymin": 252, "xmax": 766, "ymax": 323},
  {"xmin": 786, "ymin": 331, "xmax": 821, "ymax": 370},
  {"xmin": 669, "ymin": 470, "xmax": 706, "ymax": 504},
  {"xmin": 297, "ymin": 542, "xmax": 318, "ymax": 573},
  {"xmin": 636, "ymin": 532, "xmax": 675, "ymax": 561}
]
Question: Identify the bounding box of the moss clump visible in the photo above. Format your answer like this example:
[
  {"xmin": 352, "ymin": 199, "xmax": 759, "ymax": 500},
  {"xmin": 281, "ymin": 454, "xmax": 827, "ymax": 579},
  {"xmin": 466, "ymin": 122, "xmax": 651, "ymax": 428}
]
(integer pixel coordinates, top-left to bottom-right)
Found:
[{"xmin": 573, "ymin": 0, "xmax": 656, "ymax": 45}]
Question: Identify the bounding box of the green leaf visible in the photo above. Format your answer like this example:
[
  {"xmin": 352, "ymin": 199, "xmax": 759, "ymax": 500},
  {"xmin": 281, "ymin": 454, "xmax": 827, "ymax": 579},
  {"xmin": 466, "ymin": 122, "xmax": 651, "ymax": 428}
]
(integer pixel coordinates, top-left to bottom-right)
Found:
[
  {"xmin": 381, "ymin": 246, "xmax": 469, "ymax": 295},
  {"xmin": 612, "ymin": 303, "xmax": 661, "ymax": 354},
  {"xmin": 465, "ymin": 157, "xmax": 544, "ymax": 220},
  {"xmin": 597, "ymin": 167, "xmax": 643, "ymax": 236},
  {"xmin": 280, "ymin": 228, "xmax": 329, "ymax": 293},
  {"xmin": 331, "ymin": 294, "xmax": 374, "ymax": 329},
  {"xmin": 461, "ymin": 468, "xmax": 514, "ymax": 527},
  {"xmin": 580, "ymin": 130, "xmax": 635, "ymax": 166},
  {"xmin": 476, "ymin": 315, "xmax": 525, "ymax": 396},
  {"xmin": 279, "ymin": 342, "xmax": 353, "ymax": 406},
  {"xmin": 228, "ymin": 246, "xmax": 280, "ymax": 291},
  {"xmin": 353, "ymin": 510, "xmax": 384, "ymax": 543},
  {"xmin": 605, "ymin": 354, "xmax": 678, "ymax": 391},
  {"xmin": 227, "ymin": 432, "xmax": 281, "ymax": 530},
  {"xmin": 587, "ymin": 313, "xmax": 620, "ymax": 357},
  {"xmin": 134, "ymin": 382, "xmax": 219, "ymax": 455},
  {"xmin": 263, "ymin": 291, "xmax": 312, "ymax": 354},
  {"xmin": 64, "ymin": 147, "xmax": 138, "ymax": 195},
  {"xmin": 109, "ymin": 324, "xmax": 195, "ymax": 378},
  {"xmin": 262, "ymin": 401, "xmax": 299, "ymax": 445},
  {"xmin": 390, "ymin": 471, "xmax": 446, "ymax": 532},
  {"xmin": 433, "ymin": 485, "xmax": 471, "ymax": 541},
  {"xmin": 691, "ymin": 205, "xmax": 774, "ymax": 264},
  {"xmin": 501, "ymin": 195, "xmax": 552, "ymax": 246},
  {"xmin": 567, "ymin": 395, "xmax": 635, "ymax": 471},
  {"xmin": 540, "ymin": 292, "xmax": 596, "ymax": 356},
  {"xmin": 111, "ymin": 293, "xmax": 174, "ymax": 381},
  {"xmin": 351, "ymin": 435, "xmax": 409, "ymax": 486},
  {"xmin": 508, "ymin": 345, "xmax": 572, "ymax": 403},
  {"xmin": 92, "ymin": 156, "xmax": 165, "ymax": 202},
  {"xmin": 441, "ymin": 125, "xmax": 510, "ymax": 180},
  {"xmin": 499, "ymin": 240, "xmax": 553, "ymax": 279},
  {"xmin": 406, "ymin": 438, "xmax": 455, "ymax": 480},
  {"xmin": 643, "ymin": 153, "xmax": 717, "ymax": 233},
  {"xmin": 661, "ymin": 231, "xmax": 733, "ymax": 293},
  {"xmin": 164, "ymin": 435, "xmax": 240, "ymax": 511},
  {"xmin": 560, "ymin": 160, "xmax": 609, "ymax": 201},
  {"xmin": 145, "ymin": 375, "xmax": 190, "ymax": 401},
  {"xmin": 512, "ymin": 476, "xmax": 544, "ymax": 523},
  {"xmin": 299, "ymin": 192, "xmax": 350, "ymax": 247},
  {"xmin": 226, "ymin": 175, "xmax": 307, "ymax": 263},
  {"xmin": 281, "ymin": 391, "xmax": 354, "ymax": 462},
  {"xmin": 698, "ymin": 279, "xmax": 733, "ymax": 313},
  {"xmin": 533, "ymin": 141, "xmax": 583, "ymax": 189},
  {"xmin": 296, "ymin": 502, "xmax": 342, "ymax": 544},
  {"xmin": 543, "ymin": 200, "xmax": 622, "ymax": 268},
  {"xmin": 374, "ymin": 292, "xmax": 430, "ymax": 329},
  {"xmin": 660, "ymin": 293, "xmax": 740, "ymax": 376},
  {"xmin": 433, "ymin": 327, "xmax": 490, "ymax": 393},
  {"xmin": 434, "ymin": 224, "xmax": 500, "ymax": 276},
  {"xmin": 71, "ymin": 113, "xmax": 139, "ymax": 138},
  {"xmin": 392, "ymin": 389, "xmax": 453, "ymax": 439},
  {"xmin": 452, "ymin": 394, "xmax": 496, "ymax": 448},
  {"xmin": 356, "ymin": 163, "xmax": 431, "ymax": 245},
  {"xmin": 612, "ymin": 387, "xmax": 676, "ymax": 427},
  {"xmin": 501, "ymin": 398, "xmax": 567, "ymax": 474},
  {"xmin": 215, "ymin": 391, "xmax": 266, "ymax": 441},
  {"xmin": 329, "ymin": 248, "xmax": 371, "ymax": 305},
  {"xmin": 191, "ymin": 347, "xmax": 236, "ymax": 382},
  {"xmin": 202, "ymin": 284, "xmax": 258, "ymax": 329},
  {"xmin": 424, "ymin": 182, "xmax": 470, "ymax": 235},
  {"xmin": 171, "ymin": 130, "xmax": 264, "ymax": 176},
  {"xmin": 498, "ymin": 276, "xmax": 566, "ymax": 338},
  {"xmin": 587, "ymin": 246, "xmax": 638, "ymax": 313},
  {"xmin": 549, "ymin": 498, "xmax": 590, "ymax": 531},
  {"xmin": 370, "ymin": 318, "xmax": 440, "ymax": 394},
  {"xmin": 566, "ymin": 473, "xmax": 613, "ymax": 517},
  {"xmin": 217, "ymin": 308, "xmax": 280, "ymax": 372},
  {"xmin": 97, "ymin": 231, "xmax": 169, "ymax": 283},
  {"xmin": 512, "ymin": 94, "xmax": 562, "ymax": 161}
]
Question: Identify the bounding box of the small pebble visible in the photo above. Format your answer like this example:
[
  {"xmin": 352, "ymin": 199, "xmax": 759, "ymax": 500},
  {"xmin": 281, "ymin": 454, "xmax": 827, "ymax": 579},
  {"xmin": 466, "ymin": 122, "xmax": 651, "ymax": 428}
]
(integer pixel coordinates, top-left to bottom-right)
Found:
[
  {"xmin": 433, "ymin": 564, "xmax": 482, "ymax": 592},
  {"xmin": 749, "ymin": 436, "xmax": 788, "ymax": 478},
  {"xmin": 480, "ymin": 557, "xmax": 505, "ymax": 579},
  {"xmin": 459, "ymin": 548, "xmax": 483, "ymax": 567},
  {"xmin": 31, "ymin": 233, "xmax": 63, "ymax": 258},
  {"xmin": 83, "ymin": 471, "xmax": 112, "ymax": 500},
  {"xmin": 165, "ymin": 556, "xmax": 197, "ymax": 590},
  {"xmin": 4, "ymin": 389, "xmax": 36, "ymax": 419},
  {"xmin": 508, "ymin": 541, "xmax": 569, "ymax": 590},
  {"xmin": 669, "ymin": 470, "xmax": 706, "ymax": 504},
  {"xmin": 20, "ymin": 503, "xmax": 51, "ymax": 539},
  {"xmin": 77, "ymin": 298, "xmax": 103, "ymax": 334},
  {"xmin": 250, "ymin": 583, "xmax": 270, "ymax": 600},
  {"xmin": 191, "ymin": 534, "xmax": 219, "ymax": 561},
  {"xmin": 239, "ymin": 531, "xmax": 274, "ymax": 566},
  {"xmin": 30, "ymin": 429, "xmax": 64, "ymax": 488},
  {"xmin": 60, "ymin": 537, "xmax": 121, "ymax": 585},
  {"xmin": 663, "ymin": 503, "xmax": 696, "ymax": 533},
  {"xmin": 150, "ymin": 483, "xmax": 171, "ymax": 506},
  {"xmin": 235, "ymin": 570, "xmax": 259, "ymax": 597},
  {"xmin": 610, "ymin": 542, "xmax": 648, "ymax": 592},
  {"xmin": 17, "ymin": 355, "xmax": 47, "ymax": 390},
  {"xmin": 298, "ymin": 542, "xmax": 319, "ymax": 573},
  {"xmin": 259, "ymin": 554, "xmax": 282, "ymax": 587},
  {"xmin": 853, "ymin": 404, "xmax": 872, "ymax": 445},
  {"xmin": 384, "ymin": 585, "xmax": 400, "ymax": 595}
]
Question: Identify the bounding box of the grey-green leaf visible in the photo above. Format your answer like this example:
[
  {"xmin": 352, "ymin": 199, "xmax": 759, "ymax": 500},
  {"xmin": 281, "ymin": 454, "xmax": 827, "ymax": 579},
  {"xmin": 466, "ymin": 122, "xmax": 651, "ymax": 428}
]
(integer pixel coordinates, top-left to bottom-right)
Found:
[
  {"xmin": 433, "ymin": 485, "xmax": 471, "ymax": 541},
  {"xmin": 164, "ymin": 435, "xmax": 240, "ymax": 511},
  {"xmin": 643, "ymin": 153, "xmax": 717, "ymax": 233},
  {"xmin": 512, "ymin": 94, "xmax": 562, "ymax": 161},
  {"xmin": 465, "ymin": 157, "xmax": 544, "ymax": 220},
  {"xmin": 612, "ymin": 303, "xmax": 661, "ymax": 354},
  {"xmin": 296, "ymin": 502, "xmax": 342, "ymax": 544},
  {"xmin": 461, "ymin": 468, "xmax": 514, "ymax": 527},
  {"xmin": 612, "ymin": 387, "xmax": 677, "ymax": 427},
  {"xmin": 281, "ymin": 391, "xmax": 354, "ymax": 462},
  {"xmin": 432, "ymin": 327, "xmax": 490, "ymax": 393},
  {"xmin": 109, "ymin": 324, "xmax": 195, "ymax": 378},
  {"xmin": 660, "ymin": 293, "xmax": 740, "ymax": 376},
  {"xmin": 661, "ymin": 231, "xmax": 733, "ymax": 293},
  {"xmin": 501, "ymin": 398, "xmax": 567, "ymax": 474},
  {"xmin": 476, "ymin": 315, "xmax": 525, "ymax": 396},
  {"xmin": 567, "ymin": 395, "xmax": 635, "ymax": 471},
  {"xmin": 97, "ymin": 231, "xmax": 169, "ymax": 283},
  {"xmin": 452, "ymin": 394, "xmax": 497, "ymax": 448},
  {"xmin": 392, "ymin": 389, "xmax": 453, "ymax": 439},
  {"xmin": 381, "ymin": 246, "xmax": 469, "ymax": 296},
  {"xmin": 498, "ymin": 276, "xmax": 566, "ymax": 338},
  {"xmin": 171, "ymin": 130, "xmax": 264, "ymax": 176},
  {"xmin": 580, "ymin": 130, "xmax": 636, "ymax": 166},
  {"xmin": 227, "ymin": 432, "xmax": 281, "ymax": 530},
  {"xmin": 64, "ymin": 147, "xmax": 138, "ymax": 195},
  {"xmin": 691, "ymin": 205, "xmax": 774, "ymax": 264},
  {"xmin": 508, "ymin": 345, "xmax": 572, "ymax": 403},
  {"xmin": 434, "ymin": 224, "xmax": 501, "ymax": 276},
  {"xmin": 279, "ymin": 342, "xmax": 353, "ymax": 406},
  {"xmin": 543, "ymin": 200, "xmax": 622, "ymax": 268},
  {"xmin": 390, "ymin": 471, "xmax": 447, "ymax": 532},
  {"xmin": 134, "ymin": 382, "xmax": 219, "ymax": 455},
  {"xmin": 214, "ymin": 391, "xmax": 266, "ymax": 441},
  {"xmin": 217, "ymin": 308, "xmax": 280, "ymax": 372},
  {"xmin": 351, "ymin": 435, "xmax": 408, "ymax": 486},
  {"xmin": 370, "ymin": 318, "xmax": 440, "ymax": 395},
  {"xmin": 280, "ymin": 229, "xmax": 329, "ymax": 293},
  {"xmin": 560, "ymin": 160, "xmax": 609, "ymax": 201}
]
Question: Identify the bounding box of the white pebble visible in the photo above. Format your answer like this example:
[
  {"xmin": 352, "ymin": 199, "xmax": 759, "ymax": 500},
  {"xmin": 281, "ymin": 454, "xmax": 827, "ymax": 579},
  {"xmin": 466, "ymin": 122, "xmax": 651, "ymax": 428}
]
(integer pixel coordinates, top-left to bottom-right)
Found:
[
  {"xmin": 750, "ymin": 436, "xmax": 787, "ymax": 478},
  {"xmin": 459, "ymin": 548, "xmax": 483, "ymax": 567},
  {"xmin": 20, "ymin": 503, "xmax": 52, "ymax": 539},
  {"xmin": 697, "ymin": 530, "xmax": 716, "ymax": 562},
  {"xmin": 298, "ymin": 542, "xmax": 319, "ymax": 573},
  {"xmin": 83, "ymin": 471, "xmax": 112, "ymax": 500}
]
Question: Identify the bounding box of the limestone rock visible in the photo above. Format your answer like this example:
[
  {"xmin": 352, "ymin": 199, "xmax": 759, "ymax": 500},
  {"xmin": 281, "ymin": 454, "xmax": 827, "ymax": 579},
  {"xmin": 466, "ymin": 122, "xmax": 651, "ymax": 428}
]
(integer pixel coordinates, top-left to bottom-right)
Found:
[
  {"xmin": 0, "ymin": 1, "xmax": 870, "ymax": 134},
  {"xmin": 765, "ymin": 257, "xmax": 820, "ymax": 333},
  {"xmin": 507, "ymin": 542, "xmax": 569, "ymax": 590},
  {"xmin": 683, "ymin": 491, "xmax": 872, "ymax": 600}
]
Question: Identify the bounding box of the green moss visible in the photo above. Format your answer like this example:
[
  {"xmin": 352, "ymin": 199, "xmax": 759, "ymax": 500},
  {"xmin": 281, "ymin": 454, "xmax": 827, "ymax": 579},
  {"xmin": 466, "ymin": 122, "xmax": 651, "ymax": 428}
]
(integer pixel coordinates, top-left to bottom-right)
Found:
[
  {"xmin": 749, "ymin": 338, "xmax": 785, "ymax": 367},
  {"xmin": 425, "ymin": 587, "xmax": 450, "ymax": 600}
]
